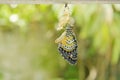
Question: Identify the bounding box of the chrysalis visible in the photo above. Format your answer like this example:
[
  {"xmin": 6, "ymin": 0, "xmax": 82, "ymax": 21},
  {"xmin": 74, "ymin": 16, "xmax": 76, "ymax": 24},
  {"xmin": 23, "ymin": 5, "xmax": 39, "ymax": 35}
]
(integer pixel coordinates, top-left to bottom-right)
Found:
[
  {"xmin": 55, "ymin": 24, "xmax": 77, "ymax": 64},
  {"xmin": 57, "ymin": 4, "xmax": 71, "ymax": 31}
]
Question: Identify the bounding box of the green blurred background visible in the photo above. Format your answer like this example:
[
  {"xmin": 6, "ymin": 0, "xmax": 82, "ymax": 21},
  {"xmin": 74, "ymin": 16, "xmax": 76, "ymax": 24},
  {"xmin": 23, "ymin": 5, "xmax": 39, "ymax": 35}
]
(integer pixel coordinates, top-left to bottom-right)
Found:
[{"xmin": 0, "ymin": 4, "xmax": 120, "ymax": 80}]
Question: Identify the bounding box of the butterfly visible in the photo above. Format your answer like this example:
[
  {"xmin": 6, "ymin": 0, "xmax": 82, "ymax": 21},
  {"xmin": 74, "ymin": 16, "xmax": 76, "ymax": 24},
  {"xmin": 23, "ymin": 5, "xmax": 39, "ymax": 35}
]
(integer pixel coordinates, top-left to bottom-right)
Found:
[{"xmin": 55, "ymin": 24, "xmax": 78, "ymax": 64}]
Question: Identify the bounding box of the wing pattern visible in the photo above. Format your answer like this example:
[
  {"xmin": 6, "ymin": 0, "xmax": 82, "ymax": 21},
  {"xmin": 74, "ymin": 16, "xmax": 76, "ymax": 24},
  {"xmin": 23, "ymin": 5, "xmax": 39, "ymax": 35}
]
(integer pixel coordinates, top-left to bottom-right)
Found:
[{"xmin": 57, "ymin": 29, "xmax": 78, "ymax": 64}]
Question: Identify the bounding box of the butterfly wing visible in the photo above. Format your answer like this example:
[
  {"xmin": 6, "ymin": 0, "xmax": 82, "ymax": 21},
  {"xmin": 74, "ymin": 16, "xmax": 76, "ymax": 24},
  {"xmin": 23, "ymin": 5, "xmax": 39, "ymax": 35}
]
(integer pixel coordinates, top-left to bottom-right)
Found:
[{"xmin": 57, "ymin": 31, "xmax": 77, "ymax": 64}]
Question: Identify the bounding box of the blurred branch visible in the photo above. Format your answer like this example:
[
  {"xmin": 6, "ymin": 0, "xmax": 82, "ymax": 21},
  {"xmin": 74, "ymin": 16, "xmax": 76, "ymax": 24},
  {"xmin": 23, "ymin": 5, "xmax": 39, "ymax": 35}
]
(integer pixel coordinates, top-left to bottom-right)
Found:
[{"xmin": 112, "ymin": 5, "xmax": 119, "ymax": 13}]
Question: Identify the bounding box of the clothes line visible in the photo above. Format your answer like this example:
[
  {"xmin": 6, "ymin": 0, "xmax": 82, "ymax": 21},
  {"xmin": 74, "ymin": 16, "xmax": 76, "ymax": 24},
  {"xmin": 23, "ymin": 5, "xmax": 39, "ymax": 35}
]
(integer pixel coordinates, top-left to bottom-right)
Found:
[{"xmin": 0, "ymin": 0, "xmax": 120, "ymax": 4}]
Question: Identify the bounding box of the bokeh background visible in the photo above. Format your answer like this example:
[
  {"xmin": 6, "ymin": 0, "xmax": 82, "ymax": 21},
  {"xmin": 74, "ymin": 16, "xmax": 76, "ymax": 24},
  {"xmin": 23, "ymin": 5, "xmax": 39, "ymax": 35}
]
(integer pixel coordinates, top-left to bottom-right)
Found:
[{"xmin": 0, "ymin": 4, "xmax": 120, "ymax": 80}]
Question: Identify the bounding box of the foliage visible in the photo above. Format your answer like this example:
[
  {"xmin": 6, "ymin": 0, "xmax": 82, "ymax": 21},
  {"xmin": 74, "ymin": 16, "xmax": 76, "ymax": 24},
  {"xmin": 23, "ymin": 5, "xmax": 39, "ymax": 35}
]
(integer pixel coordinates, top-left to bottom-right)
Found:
[{"xmin": 0, "ymin": 4, "xmax": 120, "ymax": 80}]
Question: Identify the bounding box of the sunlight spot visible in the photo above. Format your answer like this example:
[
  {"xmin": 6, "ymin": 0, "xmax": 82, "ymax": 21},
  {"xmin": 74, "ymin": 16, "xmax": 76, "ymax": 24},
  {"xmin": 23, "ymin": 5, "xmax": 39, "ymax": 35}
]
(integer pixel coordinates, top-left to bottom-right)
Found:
[{"xmin": 9, "ymin": 14, "xmax": 19, "ymax": 23}]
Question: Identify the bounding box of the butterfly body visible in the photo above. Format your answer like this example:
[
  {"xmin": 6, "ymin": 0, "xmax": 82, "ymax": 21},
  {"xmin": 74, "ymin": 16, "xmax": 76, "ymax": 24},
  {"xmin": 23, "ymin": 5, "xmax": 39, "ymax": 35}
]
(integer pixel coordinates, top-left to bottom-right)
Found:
[{"xmin": 55, "ymin": 25, "xmax": 77, "ymax": 64}]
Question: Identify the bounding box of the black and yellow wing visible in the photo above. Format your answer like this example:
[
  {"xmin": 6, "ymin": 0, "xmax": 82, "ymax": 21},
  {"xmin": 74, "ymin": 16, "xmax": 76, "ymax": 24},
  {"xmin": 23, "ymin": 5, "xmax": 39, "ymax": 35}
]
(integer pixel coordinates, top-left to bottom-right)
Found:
[{"xmin": 55, "ymin": 29, "xmax": 77, "ymax": 64}]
